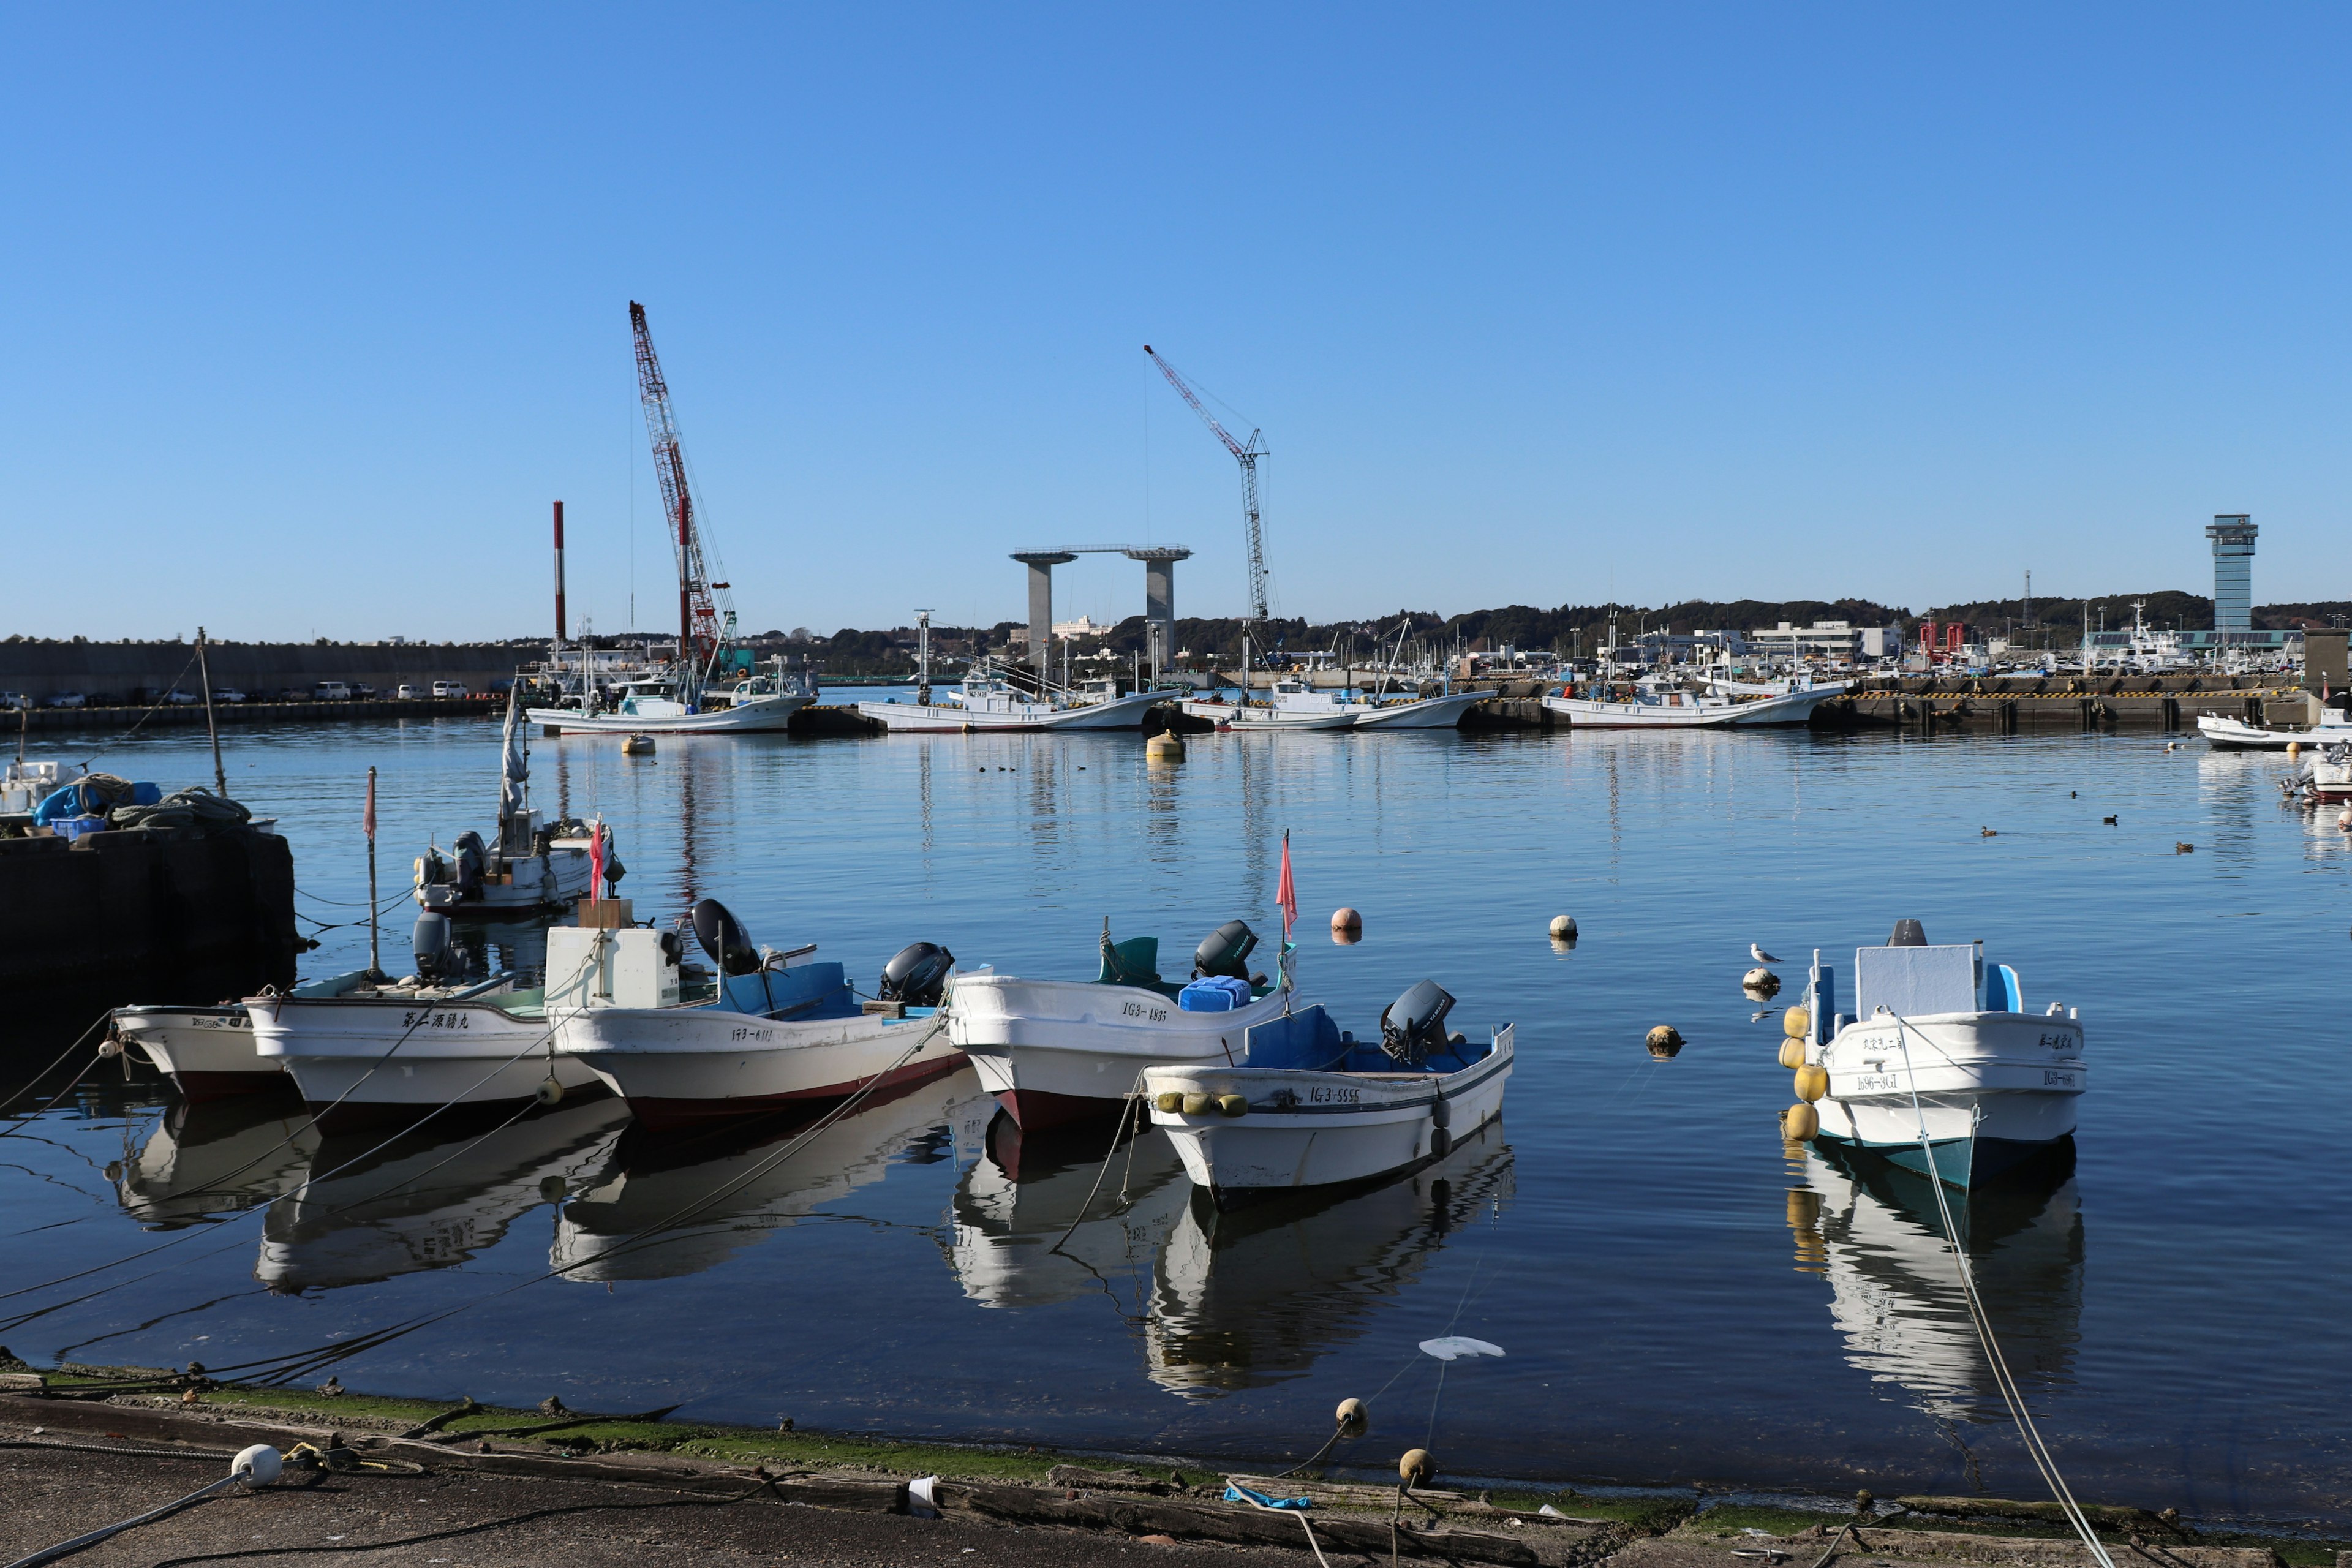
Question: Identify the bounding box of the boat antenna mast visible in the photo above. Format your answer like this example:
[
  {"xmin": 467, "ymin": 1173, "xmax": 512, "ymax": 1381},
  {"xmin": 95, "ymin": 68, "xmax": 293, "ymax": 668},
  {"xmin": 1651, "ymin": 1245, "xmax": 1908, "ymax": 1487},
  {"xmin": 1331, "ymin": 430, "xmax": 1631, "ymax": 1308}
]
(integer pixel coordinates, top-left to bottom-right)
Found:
[
  {"xmin": 630, "ymin": 301, "xmax": 728, "ymax": 696},
  {"xmin": 1145, "ymin": 345, "xmax": 1270, "ymax": 625}
]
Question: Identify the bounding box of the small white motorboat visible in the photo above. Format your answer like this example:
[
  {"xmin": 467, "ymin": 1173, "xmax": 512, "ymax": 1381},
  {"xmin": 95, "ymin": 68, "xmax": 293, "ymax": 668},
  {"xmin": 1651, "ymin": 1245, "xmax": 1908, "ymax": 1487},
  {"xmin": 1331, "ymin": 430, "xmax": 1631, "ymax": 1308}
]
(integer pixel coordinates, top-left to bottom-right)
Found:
[
  {"xmin": 548, "ymin": 899, "xmax": 963, "ymax": 1129},
  {"xmin": 1185, "ymin": 678, "xmax": 1482, "ymax": 730},
  {"xmin": 249, "ymin": 913, "xmax": 601, "ymax": 1129},
  {"xmin": 1142, "ymin": 982, "xmax": 1513, "ymax": 1207},
  {"xmin": 1543, "ymin": 674, "xmax": 1846, "ymax": 728},
  {"xmin": 415, "ymin": 689, "xmax": 611, "ymax": 916},
  {"xmin": 1793, "ymin": 921, "xmax": 2085, "ymax": 1188},
  {"xmin": 2198, "ymin": 706, "xmax": 2352, "ymax": 749},
  {"xmin": 111, "ymin": 969, "xmax": 374, "ymax": 1099},
  {"xmin": 530, "ymin": 660, "xmax": 817, "ymax": 736},
  {"xmin": 858, "ymin": 667, "xmax": 1161, "ymax": 732},
  {"xmin": 949, "ymin": 919, "xmax": 1296, "ymax": 1129}
]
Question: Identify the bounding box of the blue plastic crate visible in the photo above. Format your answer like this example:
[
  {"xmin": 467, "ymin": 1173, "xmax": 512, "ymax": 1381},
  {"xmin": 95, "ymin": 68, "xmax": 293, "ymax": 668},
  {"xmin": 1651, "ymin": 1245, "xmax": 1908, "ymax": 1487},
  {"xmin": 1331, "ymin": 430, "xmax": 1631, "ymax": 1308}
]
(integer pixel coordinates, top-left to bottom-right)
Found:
[{"xmin": 51, "ymin": 814, "xmax": 107, "ymax": 841}]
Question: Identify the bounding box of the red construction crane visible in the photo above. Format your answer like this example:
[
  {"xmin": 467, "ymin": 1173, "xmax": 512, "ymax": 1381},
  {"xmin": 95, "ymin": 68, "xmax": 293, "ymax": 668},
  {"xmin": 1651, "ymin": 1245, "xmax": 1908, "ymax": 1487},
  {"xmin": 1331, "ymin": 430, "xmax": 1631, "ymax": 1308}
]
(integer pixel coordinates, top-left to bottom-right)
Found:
[
  {"xmin": 1145, "ymin": 345, "xmax": 1270, "ymax": 623},
  {"xmin": 630, "ymin": 301, "xmax": 725, "ymax": 673}
]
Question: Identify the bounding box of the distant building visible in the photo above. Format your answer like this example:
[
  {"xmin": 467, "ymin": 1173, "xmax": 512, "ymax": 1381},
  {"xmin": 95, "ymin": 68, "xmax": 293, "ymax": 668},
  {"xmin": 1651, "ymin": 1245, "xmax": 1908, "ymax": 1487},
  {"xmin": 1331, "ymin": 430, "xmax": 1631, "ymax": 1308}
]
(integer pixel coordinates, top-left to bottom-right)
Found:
[
  {"xmin": 2207, "ymin": 514, "xmax": 2256, "ymax": 634},
  {"xmin": 1050, "ymin": 615, "xmax": 1106, "ymax": 639},
  {"xmin": 1747, "ymin": 620, "xmax": 1899, "ymax": 660}
]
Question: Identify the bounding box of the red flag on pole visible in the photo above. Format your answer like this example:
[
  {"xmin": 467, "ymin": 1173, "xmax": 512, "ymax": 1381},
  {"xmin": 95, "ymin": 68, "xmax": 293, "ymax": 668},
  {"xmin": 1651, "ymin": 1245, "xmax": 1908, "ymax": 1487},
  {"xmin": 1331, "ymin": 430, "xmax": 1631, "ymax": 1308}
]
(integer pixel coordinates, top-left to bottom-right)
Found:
[
  {"xmin": 589, "ymin": 818, "xmax": 604, "ymax": 903},
  {"xmin": 1276, "ymin": 831, "xmax": 1297, "ymax": 938},
  {"xmin": 363, "ymin": 767, "xmax": 377, "ymax": 840}
]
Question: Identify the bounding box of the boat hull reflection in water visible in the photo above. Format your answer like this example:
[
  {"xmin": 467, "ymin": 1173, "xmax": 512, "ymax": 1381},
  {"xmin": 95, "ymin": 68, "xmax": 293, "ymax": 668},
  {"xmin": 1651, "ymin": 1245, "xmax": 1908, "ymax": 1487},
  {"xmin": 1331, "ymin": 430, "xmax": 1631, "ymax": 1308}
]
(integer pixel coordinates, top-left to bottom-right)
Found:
[
  {"xmin": 1790, "ymin": 1142, "xmax": 2082, "ymax": 1425},
  {"xmin": 1147, "ymin": 1119, "xmax": 1515, "ymax": 1397},
  {"xmin": 257, "ymin": 1098, "xmax": 630, "ymax": 1291},
  {"xmin": 116, "ymin": 1090, "xmax": 320, "ymax": 1229},
  {"xmin": 950, "ymin": 1109, "xmax": 1194, "ymax": 1310},
  {"xmin": 554, "ymin": 1068, "xmax": 991, "ymax": 1281}
]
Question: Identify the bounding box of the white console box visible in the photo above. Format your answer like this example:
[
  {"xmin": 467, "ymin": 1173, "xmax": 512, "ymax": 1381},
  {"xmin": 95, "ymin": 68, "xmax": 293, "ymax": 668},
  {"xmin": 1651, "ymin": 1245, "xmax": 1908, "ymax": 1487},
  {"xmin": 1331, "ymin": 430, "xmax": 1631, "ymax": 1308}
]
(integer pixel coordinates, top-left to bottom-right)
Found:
[{"xmin": 545, "ymin": 925, "xmax": 680, "ymax": 1011}]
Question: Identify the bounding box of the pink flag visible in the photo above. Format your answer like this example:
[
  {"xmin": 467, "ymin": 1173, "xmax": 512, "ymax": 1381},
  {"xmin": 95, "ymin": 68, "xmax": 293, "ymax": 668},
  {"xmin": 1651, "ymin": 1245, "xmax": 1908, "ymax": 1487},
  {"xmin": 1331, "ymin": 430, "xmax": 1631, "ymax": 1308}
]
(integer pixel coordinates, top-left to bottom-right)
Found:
[
  {"xmin": 589, "ymin": 818, "xmax": 604, "ymax": 902},
  {"xmin": 1276, "ymin": 831, "xmax": 1297, "ymax": 938},
  {"xmin": 363, "ymin": 767, "xmax": 377, "ymax": 840}
]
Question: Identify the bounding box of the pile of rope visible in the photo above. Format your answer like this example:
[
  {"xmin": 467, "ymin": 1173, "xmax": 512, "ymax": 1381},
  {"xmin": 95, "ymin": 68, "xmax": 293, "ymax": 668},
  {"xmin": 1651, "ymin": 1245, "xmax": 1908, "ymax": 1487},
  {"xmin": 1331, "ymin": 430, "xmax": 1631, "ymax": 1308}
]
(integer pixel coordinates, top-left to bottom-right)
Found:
[{"xmin": 106, "ymin": 786, "xmax": 253, "ymax": 835}]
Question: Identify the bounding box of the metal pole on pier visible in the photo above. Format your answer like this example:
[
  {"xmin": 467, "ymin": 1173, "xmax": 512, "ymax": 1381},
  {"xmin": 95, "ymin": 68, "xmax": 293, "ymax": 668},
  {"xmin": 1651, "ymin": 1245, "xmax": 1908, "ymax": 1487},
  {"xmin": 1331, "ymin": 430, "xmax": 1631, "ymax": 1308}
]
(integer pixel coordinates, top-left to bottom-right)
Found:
[
  {"xmin": 364, "ymin": 766, "xmax": 382, "ymax": 980},
  {"xmin": 195, "ymin": 628, "xmax": 227, "ymax": 799}
]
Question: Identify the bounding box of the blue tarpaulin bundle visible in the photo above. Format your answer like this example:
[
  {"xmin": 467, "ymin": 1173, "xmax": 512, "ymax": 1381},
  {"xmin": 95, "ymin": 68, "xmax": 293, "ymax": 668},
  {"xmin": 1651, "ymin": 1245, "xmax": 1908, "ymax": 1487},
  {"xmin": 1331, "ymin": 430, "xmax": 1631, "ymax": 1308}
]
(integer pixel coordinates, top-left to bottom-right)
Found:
[
  {"xmin": 1223, "ymin": 1483, "xmax": 1312, "ymax": 1510},
  {"xmin": 31, "ymin": 776, "xmax": 160, "ymax": 826}
]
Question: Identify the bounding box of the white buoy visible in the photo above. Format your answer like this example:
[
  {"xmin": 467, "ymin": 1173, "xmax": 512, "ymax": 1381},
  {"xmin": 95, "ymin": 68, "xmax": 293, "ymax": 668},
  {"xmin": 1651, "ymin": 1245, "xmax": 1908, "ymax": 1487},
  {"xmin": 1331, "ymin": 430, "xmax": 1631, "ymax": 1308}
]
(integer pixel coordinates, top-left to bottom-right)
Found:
[{"xmin": 1548, "ymin": 915, "xmax": 1577, "ymax": 941}]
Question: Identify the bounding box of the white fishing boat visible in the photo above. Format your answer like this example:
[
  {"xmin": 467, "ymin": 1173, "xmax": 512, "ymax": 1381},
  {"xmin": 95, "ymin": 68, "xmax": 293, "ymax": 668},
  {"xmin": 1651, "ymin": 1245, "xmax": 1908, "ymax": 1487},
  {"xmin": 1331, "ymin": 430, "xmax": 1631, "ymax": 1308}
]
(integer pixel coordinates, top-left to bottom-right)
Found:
[
  {"xmin": 2296, "ymin": 741, "xmax": 2352, "ymax": 801},
  {"xmin": 111, "ymin": 969, "xmax": 373, "ymax": 1099},
  {"xmin": 1185, "ymin": 677, "xmax": 1480, "ymax": 730},
  {"xmin": 1351, "ymin": 690, "xmax": 1486, "ymax": 728},
  {"xmin": 948, "ymin": 920, "xmax": 1295, "ymax": 1129},
  {"xmin": 548, "ymin": 899, "xmax": 963, "ymax": 1129},
  {"xmin": 248, "ymin": 913, "xmax": 601, "ymax": 1129},
  {"xmin": 1543, "ymin": 674, "xmax": 1846, "ymax": 728},
  {"xmin": 2197, "ymin": 706, "xmax": 2352, "ymax": 749},
  {"xmin": 1142, "ymin": 984, "xmax": 1512, "ymax": 1206},
  {"xmin": 858, "ymin": 667, "xmax": 1161, "ymax": 732},
  {"xmin": 417, "ymin": 688, "xmax": 610, "ymax": 914},
  {"xmin": 1793, "ymin": 921, "xmax": 2084, "ymax": 1188},
  {"xmin": 529, "ymin": 663, "xmax": 816, "ymax": 735}
]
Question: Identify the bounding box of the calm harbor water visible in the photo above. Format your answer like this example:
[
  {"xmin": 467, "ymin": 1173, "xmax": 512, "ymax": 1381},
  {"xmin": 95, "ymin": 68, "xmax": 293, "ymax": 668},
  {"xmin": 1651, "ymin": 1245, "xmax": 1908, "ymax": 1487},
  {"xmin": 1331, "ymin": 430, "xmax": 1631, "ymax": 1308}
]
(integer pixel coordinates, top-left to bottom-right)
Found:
[{"xmin": 3, "ymin": 707, "xmax": 2346, "ymax": 1528}]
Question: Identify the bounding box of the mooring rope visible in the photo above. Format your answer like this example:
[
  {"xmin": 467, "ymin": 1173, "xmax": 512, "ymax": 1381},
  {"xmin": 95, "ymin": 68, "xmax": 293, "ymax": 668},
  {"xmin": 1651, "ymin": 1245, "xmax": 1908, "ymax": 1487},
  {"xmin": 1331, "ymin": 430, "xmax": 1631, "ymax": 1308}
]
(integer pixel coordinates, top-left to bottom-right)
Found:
[
  {"xmin": 0, "ymin": 1012, "xmax": 114, "ymax": 1140},
  {"xmin": 1888, "ymin": 1016, "xmax": 2116, "ymax": 1568}
]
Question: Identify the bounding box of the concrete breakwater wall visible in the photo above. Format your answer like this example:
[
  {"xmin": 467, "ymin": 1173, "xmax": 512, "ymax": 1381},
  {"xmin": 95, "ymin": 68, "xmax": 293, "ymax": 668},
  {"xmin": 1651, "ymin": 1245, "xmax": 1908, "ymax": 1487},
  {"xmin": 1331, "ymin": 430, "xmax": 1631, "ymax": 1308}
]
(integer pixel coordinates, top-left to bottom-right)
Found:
[
  {"xmin": 0, "ymin": 827, "xmax": 298, "ymax": 1006},
  {"xmin": 0, "ymin": 641, "xmax": 534, "ymax": 703},
  {"xmin": 1826, "ymin": 676, "xmax": 2314, "ymax": 731},
  {"xmin": 9, "ymin": 694, "xmax": 505, "ymax": 732}
]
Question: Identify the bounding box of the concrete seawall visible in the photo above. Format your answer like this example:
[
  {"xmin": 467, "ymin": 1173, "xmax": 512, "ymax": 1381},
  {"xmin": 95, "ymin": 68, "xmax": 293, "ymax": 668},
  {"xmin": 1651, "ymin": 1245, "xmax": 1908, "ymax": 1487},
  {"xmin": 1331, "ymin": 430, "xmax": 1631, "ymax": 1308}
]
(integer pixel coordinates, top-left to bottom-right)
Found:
[{"xmin": 6, "ymin": 695, "xmax": 505, "ymax": 733}]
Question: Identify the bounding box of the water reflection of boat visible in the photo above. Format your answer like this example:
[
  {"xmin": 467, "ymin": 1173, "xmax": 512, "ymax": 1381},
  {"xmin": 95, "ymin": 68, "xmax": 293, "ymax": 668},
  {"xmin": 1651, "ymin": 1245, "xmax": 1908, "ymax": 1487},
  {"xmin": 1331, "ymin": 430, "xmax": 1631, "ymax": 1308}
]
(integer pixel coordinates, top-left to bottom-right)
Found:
[
  {"xmin": 1792, "ymin": 1142, "xmax": 2082, "ymax": 1423},
  {"xmin": 552, "ymin": 1069, "xmax": 990, "ymax": 1281},
  {"xmin": 116, "ymin": 1091, "xmax": 320, "ymax": 1229},
  {"xmin": 1145, "ymin": 1120, "xmax": 1515, "ymax": 1397},
  {"xmin": 255, "ymin": 1098, "xmax": 628, "ymax": 1291},
  {"xmin": 948, "ymin": 1109, "xmax": 1193, "ymax": 1309}
]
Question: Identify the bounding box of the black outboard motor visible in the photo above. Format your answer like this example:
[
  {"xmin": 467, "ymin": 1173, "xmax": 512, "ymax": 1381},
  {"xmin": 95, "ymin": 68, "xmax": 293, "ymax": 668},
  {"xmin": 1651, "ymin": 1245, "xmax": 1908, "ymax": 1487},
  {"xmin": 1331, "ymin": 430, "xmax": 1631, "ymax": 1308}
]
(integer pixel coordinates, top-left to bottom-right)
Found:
[
  {"xmin": 879, "ymin": 942, "xmax": 955, "ymax": 1006},
  {"xmin": 413, "ymin": 911, "xmax": 453, "ymax": 982},
  {"xmin": 1192, "ymin": 919, "xmax": 1258, "ymax": 980},
  {"xmin": 1888, "ymin": 919, "xmax": 1928, "ymax": 947},
  {"xmin": 451, "ymin": 831, "xmax": 486, "ymax": 899},
  {"xmin": 690, "ymin": 898, "xmax": 761, "ymax": 976},
  {"xmin": 1380, "ymin": 980, "xmax": 1456, "ymax": 1066}
]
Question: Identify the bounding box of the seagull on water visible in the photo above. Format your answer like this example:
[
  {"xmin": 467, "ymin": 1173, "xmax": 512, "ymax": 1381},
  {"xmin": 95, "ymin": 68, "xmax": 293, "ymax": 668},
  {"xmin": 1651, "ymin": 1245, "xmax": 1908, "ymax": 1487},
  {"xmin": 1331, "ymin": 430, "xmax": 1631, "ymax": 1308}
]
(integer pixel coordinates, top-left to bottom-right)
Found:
[{"xmin": 1750, "ymin": 943, "xmax": 1782, "ymax": 964}]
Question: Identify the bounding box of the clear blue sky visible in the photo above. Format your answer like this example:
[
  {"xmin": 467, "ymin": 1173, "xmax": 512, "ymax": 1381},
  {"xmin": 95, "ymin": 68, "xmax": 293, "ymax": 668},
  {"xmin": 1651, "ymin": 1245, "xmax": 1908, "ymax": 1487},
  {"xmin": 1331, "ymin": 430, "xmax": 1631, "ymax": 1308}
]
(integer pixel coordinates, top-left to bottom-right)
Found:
[{"xmin": 5, "ymin": 6, "xmax": 2348, "ymax": 643}]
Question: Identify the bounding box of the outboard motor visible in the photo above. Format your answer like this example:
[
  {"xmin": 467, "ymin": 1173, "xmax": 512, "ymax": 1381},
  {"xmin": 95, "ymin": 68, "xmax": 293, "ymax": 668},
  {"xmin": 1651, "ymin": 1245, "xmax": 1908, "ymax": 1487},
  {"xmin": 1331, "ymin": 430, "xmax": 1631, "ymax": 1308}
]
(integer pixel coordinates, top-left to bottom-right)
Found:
[
  {"xmin": 879, "ymin": 942, "xmax": 955, "ymax": 1006},
  {"xmin": 1888, "ymin": 919, "xmax": 1928, "ymax": 947},
  {"xmin": 1379, "ymin": 980, "xmax": 1456, "ymax": 1066},
  {"xmin": 1191, "ymin": 919, "xmax": 1258, "ymax": 980},
  {"xmin": 451, "ymin": 831, "xmax": 486, "ymax": 899},
  {"xmin": 690, "ymin": 898, "xmax": 761, "ymax": 976},
  {"xmin": 412, "ymin": 911, "xmax": 453, "ymax": 982}
]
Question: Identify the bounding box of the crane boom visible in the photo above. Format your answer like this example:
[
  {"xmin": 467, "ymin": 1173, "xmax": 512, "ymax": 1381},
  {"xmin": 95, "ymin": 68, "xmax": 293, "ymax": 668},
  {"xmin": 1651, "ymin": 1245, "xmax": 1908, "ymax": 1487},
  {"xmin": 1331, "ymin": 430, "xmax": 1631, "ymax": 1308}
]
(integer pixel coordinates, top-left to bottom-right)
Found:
[
  {"xmin": 1145, "ymin": 345, "xmax": 1269, "ymax": 623},
  {"xmin": 631, "ymin": 301, "xmax": 723, "ymax": 676}
]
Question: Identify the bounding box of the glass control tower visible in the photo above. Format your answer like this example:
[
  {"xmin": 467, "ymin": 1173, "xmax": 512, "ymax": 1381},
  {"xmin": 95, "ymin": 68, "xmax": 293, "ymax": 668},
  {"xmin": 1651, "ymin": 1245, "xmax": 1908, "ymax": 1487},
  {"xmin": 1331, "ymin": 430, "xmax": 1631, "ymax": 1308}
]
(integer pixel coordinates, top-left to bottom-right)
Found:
[{"xmin": 2207, "ymin": 514, "xmax": 2256, "ymax": 635}]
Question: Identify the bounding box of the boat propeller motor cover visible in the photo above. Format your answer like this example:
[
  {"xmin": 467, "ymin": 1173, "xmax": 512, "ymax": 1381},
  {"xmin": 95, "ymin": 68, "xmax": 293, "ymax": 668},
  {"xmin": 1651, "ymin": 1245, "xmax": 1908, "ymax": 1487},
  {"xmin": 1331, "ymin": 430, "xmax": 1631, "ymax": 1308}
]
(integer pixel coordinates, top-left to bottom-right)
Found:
[
  {"xmin": 691, "ymin": 898, "xmax": 761, "ymax": 976},
  {"xmin": 451, "ymin": 831, "xmax": 486, "ymax": 898},
  {"xmin": 412, "ymin": 911, "xmax": 454, "ymax": 981},
  {"xmin": 1888, "ymin": 918, "xmax": 1929, "ymax": 948},
  {"xmin": 880, "ymin": 942, "xmax": 955, "ymax": 1006},
  {"xmin": 1193, "ymin": 920, "xmax": 1259, "ymax": 980},
  {"xmin": 1380, "ymin": 979, "xmax": 1457, "ymax": 1066}
]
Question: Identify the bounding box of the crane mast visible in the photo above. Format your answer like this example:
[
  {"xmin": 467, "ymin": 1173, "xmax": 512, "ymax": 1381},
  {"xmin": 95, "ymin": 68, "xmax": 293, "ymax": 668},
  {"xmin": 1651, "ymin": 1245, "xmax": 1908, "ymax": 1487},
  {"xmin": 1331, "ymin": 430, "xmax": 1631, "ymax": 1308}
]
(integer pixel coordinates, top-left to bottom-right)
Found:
[
  {"xmin": 630, "ymin": 301, "xmax": 723, "ymax": 684},
  {"xmin": 1145, "ymin": 345, "xmax": 1269, "ymax": 623}
]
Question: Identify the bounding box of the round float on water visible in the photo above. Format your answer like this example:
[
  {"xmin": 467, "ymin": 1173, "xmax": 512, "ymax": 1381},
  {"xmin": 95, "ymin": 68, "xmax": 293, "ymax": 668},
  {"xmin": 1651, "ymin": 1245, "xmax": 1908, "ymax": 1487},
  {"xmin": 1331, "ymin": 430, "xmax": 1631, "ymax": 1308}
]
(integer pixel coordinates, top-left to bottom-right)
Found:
[
  {"xmin": 622, "ymin": 734, "xmax": 655, "ymax": 756},
  {"xmin": 1645, "ymin": 1024, "xmax": 1684, "ymax": 1059},
  {"xmin": 1548, "ymin": 914, "xmax": 1578, "ymax": 941}
]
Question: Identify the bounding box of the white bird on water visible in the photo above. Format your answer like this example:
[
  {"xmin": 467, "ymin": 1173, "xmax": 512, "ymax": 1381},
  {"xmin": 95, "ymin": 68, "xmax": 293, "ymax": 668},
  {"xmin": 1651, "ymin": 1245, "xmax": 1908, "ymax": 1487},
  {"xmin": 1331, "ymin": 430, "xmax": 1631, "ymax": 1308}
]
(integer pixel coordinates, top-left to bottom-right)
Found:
[{"xmin": 1750, "ymin": 943, "xmax": 1782, "ymax": 964}]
